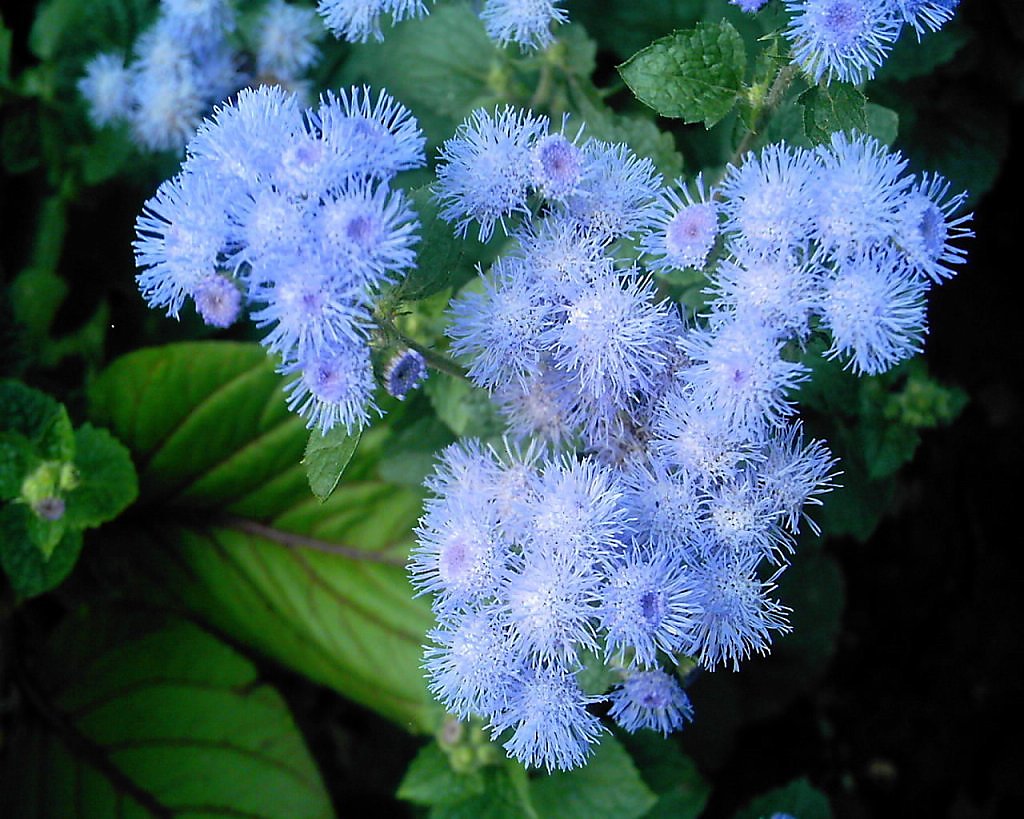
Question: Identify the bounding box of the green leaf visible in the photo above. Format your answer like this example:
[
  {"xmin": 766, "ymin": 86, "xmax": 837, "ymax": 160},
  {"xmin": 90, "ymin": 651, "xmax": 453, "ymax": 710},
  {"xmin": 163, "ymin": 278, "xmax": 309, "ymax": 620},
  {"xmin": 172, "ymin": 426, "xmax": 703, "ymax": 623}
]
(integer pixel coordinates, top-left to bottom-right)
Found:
[
  {"xmin": 619, "ymin": 21, "xmax": 747, "ymax": 128},
  {"xmin": 865, "ymin": 103, "xmax": 899, "ymax": 146},
  {"xmin": 425, "ymin": 372, "xmax": 505, "ymax": 440},
  {"xmin": 529, "ymin": 735, "xmax": 657, "ymax": 819},
  {"xmin": 398, "ymin": 742, "xmax": 486, "ymax": 807},
  {"xmin": 0, "ymin": 431, "xmax": 36, "ymax": 500},
  {"xmin": 399, "ymin": 186, "xmax": 486, "ymax": 302},
  {"xmin": 64, "ymin": 423, "xmax": 139, "ymax": 530},
  {"xmin": 338, "ymin": 3, "xmax": 503, "ymax": 149},
  {"xmin": 798, "ymin": 83, "xmax": 867, "ymax": 144},
  {"xmin": 876, "ymin": 21, "xmax": 970, "ymax": 83},
  {"xmin": 432, "ymin": 765, "xmax": 538, "ymax": 819},
  {"xmin": 616, "ymin": 732, "xmax": 709, "ymax": 819},
  {"xmin": 88, "ymin": 342, "xmax": 441, "ymax": 732},
  {"xmin": 1, "ymin": 606, "xmax": 334, "ymax": 818},
  {"xmin": 0, "ymin": 17, "xmax": 12, "ymax": 86},
  {"xmin": 304, "ymin": 425, "xmax": 362, "ymax": 502},
  {"xmin": 0, "ymin": 503, "xmax": 82, "ymax": 598},
  {"xmin": 734, "ymin": 777, "xmax": 833, "ymax": 819},
  {"xmin": 0, "ymin": 378, "xmax": 75, "ymax": 461}
]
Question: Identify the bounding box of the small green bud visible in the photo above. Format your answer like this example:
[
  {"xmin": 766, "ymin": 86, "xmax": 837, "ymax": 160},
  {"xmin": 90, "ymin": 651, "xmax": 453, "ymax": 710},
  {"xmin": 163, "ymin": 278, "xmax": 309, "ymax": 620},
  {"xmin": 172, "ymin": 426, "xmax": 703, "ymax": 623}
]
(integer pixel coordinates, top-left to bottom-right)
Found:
[
  {"xmin": 20, "ymin": 461, "xmax": 62, "ymax": 506},
  {"xmin": 448, "ymin": 745, "xmax": 476, "ymax": 774},
  {"xmin": 59, "ymin": 462, "xmax": 80, "ymax": 492}
]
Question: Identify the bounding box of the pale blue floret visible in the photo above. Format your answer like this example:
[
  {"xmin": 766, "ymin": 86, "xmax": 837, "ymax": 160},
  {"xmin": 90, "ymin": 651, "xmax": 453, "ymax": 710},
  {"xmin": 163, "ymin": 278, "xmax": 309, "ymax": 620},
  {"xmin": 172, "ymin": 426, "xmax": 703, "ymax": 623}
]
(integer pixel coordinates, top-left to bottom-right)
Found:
[
  {"xmin": 758, "ymin": 422, "xmax": 838, "ymax": 536},
  {"xmin": 130, "ymin": 67, "xmax": 208, "ymax": 153},
  {"xmin": 703, "ymin": 472, "xmax": 789, "ymax": 564},
  {"xmin": 493, "ymin": 363, "xmax": 578, "ymax": 447},
  {"xmin": 78, "ymin": 53, "xmax": 133, "ymax": 128},
  {"xmin": 620, "ymin": 460, "xmax": 704, "ymax": 556},
  {"xmin": 707, "ymin": 246, "xmax": 819, "ymax": 341},
  {"xmin": 316, "ymin": 0, "xmax": 428, "ymax": 43},
  {"xmin": 640, "ymin": 174, "xmax": 719, "ymax": 272},
  {"xmin": 257, "ymin": 0, "xmax": 324, "ymax": 80},
  {"xmin": 282, "ymin": 342, "xmax": 380, "ymax": 433},
  {"xmin": 530, "ymin": 130, "xmax": 586, "ymax": 202},
  {"xmin": 608, "ymin": 669, "xmax": 694, "ymax": 735},
  {"xmin": 730, "ymin": 0, "xmax": 769, "ymax": 11},
  {"xmin": 896, "ymin": 0, "xmax": 959, "ymax": 38},
  {"xmin": 564, "ymin": 140, "xmax": 662, "ymax": 240},
  {"xmin": 783, "ymin": 0, "xmax": 901, "ymax": 85},
  {"xmin": 423, "ymin": 610, "xmax": 519, "ymax": 720},
  {"xmin": 193, "ymin": 273, "xmax": 242, "ymax": 327},
  {"xmin": 680, "ymin": 314, "xmax": 809, "ymax": 433},
  {"xmin": 160, "ymin": 0, "xmax": 236, "ymax": 43},
  {"xmin": 490, "ymin": 665, "xmax": 604, "ymax": 772},
  {"xmin": 684, "ymin": 551, "xmax": 791, "ymax": 671},
  {"xmin": 719, "ymin": 143, "xmax": 817, "ymax": 253},
  {"xmin": 812, "ymin": 131, "xmax": 913, "ymax": 254},
  {"xmin": 893, "ymin": 172, "xmax": 973, "ymax": 283},
  {"xmin": 479, "ymin": 0, "xmax": 568, "ymax": 51},
  {"xmin": 134, "ymin": 170, "xmax": 231, "ymax": 318},
  {"xmin": 435, "ymin": 106, "xmax": 549, "ymax": 241},
  {"xmin": 447, "ymin": 256, "xmax": 548, "ymax": 390},
  {"xmin": 599, "ymin": 545, "xmax": 696, "ymax": 668},
  {"xmin": 818, "ymin": 246, "xmax": 929, "ymax": 376}
]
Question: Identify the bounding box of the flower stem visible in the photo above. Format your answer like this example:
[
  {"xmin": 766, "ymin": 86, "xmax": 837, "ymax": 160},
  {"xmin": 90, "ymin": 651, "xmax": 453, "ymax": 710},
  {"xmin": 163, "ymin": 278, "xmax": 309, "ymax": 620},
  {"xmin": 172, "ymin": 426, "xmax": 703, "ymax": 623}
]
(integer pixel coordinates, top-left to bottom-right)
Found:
[{"xmin": 374, "ymin": 314, "xmax": 471, "ymax": 382}]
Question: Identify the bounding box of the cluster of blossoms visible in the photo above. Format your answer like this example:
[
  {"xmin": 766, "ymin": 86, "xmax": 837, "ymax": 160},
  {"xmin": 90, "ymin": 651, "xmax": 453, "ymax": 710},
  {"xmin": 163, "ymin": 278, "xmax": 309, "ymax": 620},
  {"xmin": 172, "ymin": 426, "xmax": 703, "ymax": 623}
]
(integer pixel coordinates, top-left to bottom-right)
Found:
[
  {"xmin": 78, "ymin": 0, "xmax": 324, "ymax": 152},
  {"xmin": 133, "ymin": 84, "xmax": 427, "ymax": 431},
  {"xmin": 409, "ymin": 106, "xmax": 971, "ymax": 770},
  {"xmin": 317, "ymin": 0, "xmax": 566, "ymax": 50},
  {"xmin": 781, "ymin": 0, "xmax": 961, "ymax": 84}
]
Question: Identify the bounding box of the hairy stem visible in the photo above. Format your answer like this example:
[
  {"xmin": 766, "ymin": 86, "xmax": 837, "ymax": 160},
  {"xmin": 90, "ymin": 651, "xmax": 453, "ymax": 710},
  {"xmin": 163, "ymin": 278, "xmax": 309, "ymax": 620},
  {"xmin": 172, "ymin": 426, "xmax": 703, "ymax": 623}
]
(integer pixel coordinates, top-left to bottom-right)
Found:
[{"xmin": 374, "ymin": 314, "xmax": 471, "ymax": 382}]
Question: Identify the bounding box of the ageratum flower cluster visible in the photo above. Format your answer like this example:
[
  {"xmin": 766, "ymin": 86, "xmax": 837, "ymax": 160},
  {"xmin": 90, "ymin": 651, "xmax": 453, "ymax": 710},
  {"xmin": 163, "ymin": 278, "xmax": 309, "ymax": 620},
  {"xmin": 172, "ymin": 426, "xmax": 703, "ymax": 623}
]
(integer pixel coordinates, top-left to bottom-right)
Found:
[
  {"xmin": 410, "ymin": 107, "xmax": 971, "ymax": 770},
  {"xmin": 782, "ymin": 0, "xmax": 961, "ymax": 84},
  {"xmin": 133, "ymin": 84, "xmax": 425, "ymax": 432},
  {"xmin": 78, "ymin": 0, "xmax": 324, "ymax": 152},
  {"xmin": 317, "ymin": 0, "xmax": 567, "ymax": 50}
]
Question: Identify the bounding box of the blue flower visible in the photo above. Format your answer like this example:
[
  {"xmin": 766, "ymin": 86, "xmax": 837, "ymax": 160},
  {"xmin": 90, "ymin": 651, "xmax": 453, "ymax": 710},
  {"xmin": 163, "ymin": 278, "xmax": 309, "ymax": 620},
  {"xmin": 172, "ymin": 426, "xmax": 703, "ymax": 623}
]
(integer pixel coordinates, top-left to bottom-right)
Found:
[
  {"xmin": 435, "ymin": 106, "xmax": 549, "ymax": 241},
  {"xmin": 256, "ymin": 0, "xmax": 324, "ymax": 80},
  {"xmin": 719, "ymin": 143, "xmax": 817, "ymax": 253},
  {"xmin": 620, "ymin": 460, "xmax": 704, "ymax": 556},
  {"xmin": 530, "ymin": 129, "xmax": 586, "ymax": 202},
  {"xmin": 685, "ymin": 551, "xmax": 791, "ymax": 671},
  {"xmin": 818, "ymin": 246, "xmax": 928, "ymax": 376},
  {"xmin": 317, "ymin": 0, "xmax": 427, "ymax": 42},
  {"xmin": 78, "ymin": 53, "xmax": 132, "ymax": 128},
  {"xmin": 784, "ymin": 0, "xmax": 901, "ymax": 85},
  {"xmin": 193, "ymin": 273, "xmax": 242, "ymax": 327},
  {"xmin": 895, "ymin": 0, "xmax": 959, "ymax": 38},
  {"xmin": 640, "ymin": 174, "xmax": 719, "ymax": 272},
  {"xmin": 893, "ymin": 172, "xmax": 973, "ymax": 283},
  {"xmin": 490, "ymin": 665, "xmax": 604, "ymax": 772},
  {"xmin": 758, "ymin": 422, "xmax": 838, "ymax": 536},
  {"xmin": 608, "ymin": 669, "xmax": 694, "ymax": 735},
  {"xmin": 599, "ymin": 545, "xmax": 696, "ymax": 668},
  {"xmin": 283, "ymin": 342, "xmax": 379, "ymax": 433},
  {"xmin": 811, "ymin": 131, "xmax": 912, "ymax": 255},
  {"xmin": 480, "ymin": 0, "xmax": 569, "ymax": 51}
]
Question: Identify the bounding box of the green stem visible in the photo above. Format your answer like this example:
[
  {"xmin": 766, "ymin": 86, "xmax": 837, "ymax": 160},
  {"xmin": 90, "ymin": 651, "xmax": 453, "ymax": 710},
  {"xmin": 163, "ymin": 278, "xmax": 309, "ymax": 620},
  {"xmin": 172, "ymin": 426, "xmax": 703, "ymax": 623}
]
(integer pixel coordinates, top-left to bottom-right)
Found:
[
  {"xmin": 727, "ymin": 62, "xmax": 800, "ymax": 171},
  {"xmin": 374, "ymin": 314, "xmax": 471, "ymax": 382}
]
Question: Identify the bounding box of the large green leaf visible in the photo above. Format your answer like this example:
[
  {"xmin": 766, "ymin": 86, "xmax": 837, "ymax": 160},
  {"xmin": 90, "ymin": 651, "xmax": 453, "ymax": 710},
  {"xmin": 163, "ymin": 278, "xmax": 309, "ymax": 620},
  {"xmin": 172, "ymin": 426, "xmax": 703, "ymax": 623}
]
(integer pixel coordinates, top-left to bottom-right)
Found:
[
  {"xmin": 88, "ymin": 342, "xmax": 442, "ymax": 732},
  {"xmin": 2, "ymin": 607, "xmax": 333, "ymax": 818},
  {"xmin": 619, "ymin": 21, "xmax": 747, "ymax": 128}
]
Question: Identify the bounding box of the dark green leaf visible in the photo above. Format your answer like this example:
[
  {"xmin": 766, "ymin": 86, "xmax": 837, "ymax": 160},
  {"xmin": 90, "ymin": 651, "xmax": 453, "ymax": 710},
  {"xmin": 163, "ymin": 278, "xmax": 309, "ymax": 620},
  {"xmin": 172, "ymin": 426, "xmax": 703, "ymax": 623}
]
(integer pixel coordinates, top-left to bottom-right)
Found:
[
  {"xmin": 565, "ymin": 0, "xmax": 704, "ymax": 61},
  {"xmin": 619, "ymin": 22, "xmax": 747, "ymax": 128},
  {"xmin": 0, "ymin": 378, "xmax": 74, "ymax": 461},
  {"xmin": 798, "ymin": 83, "xmax": 867, "ymax": 144},
  {"xmin": 529, "ymin": 735, "xmax": 657, "ymax": 819},
  {"xmin": 0, "ymin": 431, "xmax": 36, "ymax": 500},
  {"xmin": 616, "ymin": 732, "xmax": 709, "ymax": 819},
  {"xmin": 0, "ymin": 18, "xmax": 12, "ymax": 86},
  {"xmin": 0, "ymin": 503, "xmax": 82, "ymax": 598},
  {"xmin": 64, "ymin": 423, "xmax": 139, "ymax": 529},
  {"xmin": 88, "ymin": 342, "xmax": 441, "ymax": 732},
  {"xmin": 338, "ymin": 3, "xmax": 503, "ymax": 148},
  {"xmin": 398, "ymin": 742, "xmax": 486, "ymax": 807},
  {"xmin": 304, "ymin": 425, "xmax": 362, "ymax": 502},
  {"xmin": 865, "ymin": 103, "xmax": 899, "ymax": 146},
  {"xmin": 876, "ymin": 21, "xmax": 970, "ymax": 83},
  {"xmin": 11, "ymin": 267, "xmax": 69, "ymax": 339},
  {"xmin": 425, "ymin": 372, "xmax": 505, "ymax": 440},
  {"xmin": 735, "ymin": 777, "xmax": 833, "ymax": 819},
  {"xmin": 2, "ymin": 607, "xmax": 334, "ymax": 818}
]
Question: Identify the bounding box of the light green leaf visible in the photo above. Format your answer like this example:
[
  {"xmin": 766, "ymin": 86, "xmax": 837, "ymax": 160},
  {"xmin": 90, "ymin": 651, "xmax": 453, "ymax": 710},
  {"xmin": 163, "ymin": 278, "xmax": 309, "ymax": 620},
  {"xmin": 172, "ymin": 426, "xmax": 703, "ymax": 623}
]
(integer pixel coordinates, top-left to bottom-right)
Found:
[
  {"xmin": 88, "ymin": 342, "xmax": 441, "ymax": 732},
  {"xmin": 304, "ymin": 425, "xmax": 362, "ymax": 502},
  {"xmin": 529, "ymin": 735, "xmax": 657, "ymax": 819},
  {"xmin": 0, "ymin": 503, "xmax": 82, "ymax": 598},
  {"xmin": 1, "ymin": 606, "xmax": 334, "ymax": 818},
  {"xmin": 798, "ymin": 83, "xmax": 867, "ymax": 144},
  {"xmin": 619, "ymin": 21, "xmax": 747, "ymax": 128},
  {"xmin": 64, "ymin": 423, "xmax": 138, "ymax": 530},
  {"xmin": 398, "ymin": 742, "xmax": 486, "ymax": 807},
  {"xmin": 425, "ymin": 372, "xmax": 505, "ymax": 440},
  {"xmin": 432, "ymin": 765, "xmax": 538, "ymax": 819}
]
